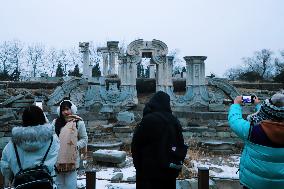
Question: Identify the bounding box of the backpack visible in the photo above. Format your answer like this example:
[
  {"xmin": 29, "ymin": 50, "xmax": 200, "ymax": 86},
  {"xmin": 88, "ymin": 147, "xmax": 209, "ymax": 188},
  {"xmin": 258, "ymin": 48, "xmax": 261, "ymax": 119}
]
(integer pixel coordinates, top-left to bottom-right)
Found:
[
  {"xmin": 13, "ymin": 137, "xmax": 54, "ymax": 189},
  {"xmin": 153, "ymin": 112, "xmax": 188, "ymax": 170}
]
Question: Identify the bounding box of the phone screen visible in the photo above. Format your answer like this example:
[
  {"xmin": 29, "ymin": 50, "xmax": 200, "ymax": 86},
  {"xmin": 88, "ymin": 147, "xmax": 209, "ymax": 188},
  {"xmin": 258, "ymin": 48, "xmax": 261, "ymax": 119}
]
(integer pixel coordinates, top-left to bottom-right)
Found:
[
  {"xmin": 35, "ymin": 102, "xmax": 43, "ymax": 110},
  {"xmin": 242, "ymin": 96, "xmax": 252, "ymax": 103}
]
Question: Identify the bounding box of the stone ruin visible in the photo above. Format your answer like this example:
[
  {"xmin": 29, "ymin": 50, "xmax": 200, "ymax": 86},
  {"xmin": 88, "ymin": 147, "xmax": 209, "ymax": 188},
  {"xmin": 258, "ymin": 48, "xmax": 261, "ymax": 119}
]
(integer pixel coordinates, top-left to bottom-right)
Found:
[
  {"xmin": 47, "ymin": 39, "xmax": 240, "ymax": 113},
  {"xmin": 1, "ymin": 39, "xmax": 283, "ymax": 189}
]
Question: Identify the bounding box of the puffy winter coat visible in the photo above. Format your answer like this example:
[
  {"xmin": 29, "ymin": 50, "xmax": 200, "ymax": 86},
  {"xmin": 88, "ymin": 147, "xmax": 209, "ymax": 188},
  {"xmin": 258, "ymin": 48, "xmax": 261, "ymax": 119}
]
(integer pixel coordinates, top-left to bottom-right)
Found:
[
  {"xmin": 0, "ymin": 123, "xmax": 59, "ymax": 183},
  {"xmin": 228, "ymin": 104, "xmax": 284, "ymax": 189},
  {"xmin": 131, "ymin": 91, "xmax": 185, "ymax": 180}
]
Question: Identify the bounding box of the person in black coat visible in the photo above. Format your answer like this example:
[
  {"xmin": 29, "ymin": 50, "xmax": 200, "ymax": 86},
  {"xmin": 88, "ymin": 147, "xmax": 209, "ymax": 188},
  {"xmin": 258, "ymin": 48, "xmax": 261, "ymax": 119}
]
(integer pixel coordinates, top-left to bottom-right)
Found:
[{"xmin": 131, "ymin": 91, "xmax": 186, "ymax": 189}]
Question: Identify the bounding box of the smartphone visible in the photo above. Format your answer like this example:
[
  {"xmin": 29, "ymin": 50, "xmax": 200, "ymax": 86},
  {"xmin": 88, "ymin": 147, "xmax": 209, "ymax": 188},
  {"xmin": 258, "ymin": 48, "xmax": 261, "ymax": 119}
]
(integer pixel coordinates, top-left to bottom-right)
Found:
[
  {"xmin": 242, "ymin": 95, "xmax": 254, "ymax": 104},
  {"xmin": 35, "ymin": 102, "xmax": 43, "ymax": 110}
]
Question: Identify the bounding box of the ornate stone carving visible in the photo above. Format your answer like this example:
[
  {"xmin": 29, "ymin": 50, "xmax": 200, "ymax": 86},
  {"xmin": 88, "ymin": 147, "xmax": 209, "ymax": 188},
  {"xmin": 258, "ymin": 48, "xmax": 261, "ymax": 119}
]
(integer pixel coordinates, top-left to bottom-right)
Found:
[
  {"xmin": 126, "ymin": 39, "xmax": 168, "ymax": 64},
  {"xmin": 207, "ymin": 78, "xmax": 240, "ymax": 100},
  {"xmin": 47, "ymin": 78, "xmax": 87, "ymax": 106}
]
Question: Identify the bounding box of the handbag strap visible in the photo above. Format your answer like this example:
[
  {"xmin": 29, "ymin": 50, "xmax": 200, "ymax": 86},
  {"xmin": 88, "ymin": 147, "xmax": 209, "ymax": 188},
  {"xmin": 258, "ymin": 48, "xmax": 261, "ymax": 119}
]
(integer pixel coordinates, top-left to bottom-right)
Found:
[
  {"xmin": 13, "ymin": 143, "xmax": 23, "ymax": 172},
  {"xmin": 41, "ymin": 137, "xmax": 53, "ymax": 165}
]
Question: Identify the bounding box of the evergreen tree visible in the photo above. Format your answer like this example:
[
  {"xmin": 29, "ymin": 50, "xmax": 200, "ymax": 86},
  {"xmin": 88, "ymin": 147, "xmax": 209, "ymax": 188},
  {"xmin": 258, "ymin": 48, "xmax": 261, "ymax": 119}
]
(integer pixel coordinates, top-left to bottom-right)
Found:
[
  {"xmin": 55, "ymin": 63, "xmax": 64, "ymax": 77},
  {"xmin": 0, "ymin": 70, "xmax": 10, "ymax": 81},
  {"xmin": 68, "ymin": 64, "xmax": 82, "ymax": 77},
  {"xmin": 145, "ymin": 66, "xmax": 150, "ymax": 78},
  {"xmin": 10, "ymin": 68, "xmax": 21, "ymax": 81},
  {"xmin": 92, "ymin": 63, "xmax": 101, "ymax": 77}
]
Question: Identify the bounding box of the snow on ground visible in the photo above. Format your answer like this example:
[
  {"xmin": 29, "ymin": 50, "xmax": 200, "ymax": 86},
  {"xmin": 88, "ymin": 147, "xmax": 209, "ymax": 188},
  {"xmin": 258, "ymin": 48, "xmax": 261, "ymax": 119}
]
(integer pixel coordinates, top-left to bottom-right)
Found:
[
  {"xmin": 77, "ymin": 154, "xmax": 241, "ymax": 188},
  {"xmin": 191, "ymin": 155, "xmax": 240, "ymax": 179}
]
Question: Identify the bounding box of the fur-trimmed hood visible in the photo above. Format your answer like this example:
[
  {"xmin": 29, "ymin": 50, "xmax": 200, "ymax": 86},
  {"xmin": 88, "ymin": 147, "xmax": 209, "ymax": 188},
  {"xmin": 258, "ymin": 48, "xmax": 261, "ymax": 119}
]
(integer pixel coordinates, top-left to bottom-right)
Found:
[{"xmin": 12, "ymin": 123, "xmax": 53, "ymax": 152}]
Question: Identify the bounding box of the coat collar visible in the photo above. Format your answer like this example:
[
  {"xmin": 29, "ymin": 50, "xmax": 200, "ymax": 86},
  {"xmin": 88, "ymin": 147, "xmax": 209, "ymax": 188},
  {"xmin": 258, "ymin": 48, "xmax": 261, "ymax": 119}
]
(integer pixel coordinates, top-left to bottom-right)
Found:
[{"xmin": 12, "ymin": 123, "xmax": 53, "ymax": 152}]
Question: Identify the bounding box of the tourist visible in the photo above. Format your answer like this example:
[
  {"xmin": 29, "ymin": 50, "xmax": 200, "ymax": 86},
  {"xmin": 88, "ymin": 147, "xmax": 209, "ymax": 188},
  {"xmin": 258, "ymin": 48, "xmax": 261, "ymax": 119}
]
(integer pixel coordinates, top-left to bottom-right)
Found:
[
  {"xmin": 228, "ymin": 93, "xmax": 284, "ymax": 189},
  {"xmin": 53, "ymin": 100, "xmax": 88, "ymax": 189},
  {"xmin": 131, "ymin": 91, "xmax": 187, "ymax": 189},
  {"xmin": 0, "ymin": 105, "xmax": 59, "ymax": 188}
]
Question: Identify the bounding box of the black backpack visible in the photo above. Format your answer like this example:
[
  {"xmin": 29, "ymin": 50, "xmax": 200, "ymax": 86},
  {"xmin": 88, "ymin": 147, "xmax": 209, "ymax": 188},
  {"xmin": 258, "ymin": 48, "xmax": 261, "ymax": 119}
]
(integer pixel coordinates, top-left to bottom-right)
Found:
[
  {"xmin": 13, "ymin": 137, "xmax": 54, "ymax": 189},
  {"xmin": 153, "ymin": 112, "xmax": 188, "ymax": 170}
]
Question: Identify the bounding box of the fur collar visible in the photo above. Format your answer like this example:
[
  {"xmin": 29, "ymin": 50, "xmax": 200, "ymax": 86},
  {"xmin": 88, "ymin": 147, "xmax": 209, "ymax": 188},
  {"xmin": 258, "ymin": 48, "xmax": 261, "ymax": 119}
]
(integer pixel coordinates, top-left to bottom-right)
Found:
[{"xmin": 12, "ymin": 123, "xmax": 53, "ymax": 152}]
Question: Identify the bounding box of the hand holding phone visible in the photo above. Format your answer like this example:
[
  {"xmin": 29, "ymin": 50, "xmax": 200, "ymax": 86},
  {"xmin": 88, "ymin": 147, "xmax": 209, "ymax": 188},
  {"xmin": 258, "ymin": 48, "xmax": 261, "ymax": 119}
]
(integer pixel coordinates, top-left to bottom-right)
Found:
[{"xmin": 242, "ymin": 95, "xmax": 255, "ymax": 104}]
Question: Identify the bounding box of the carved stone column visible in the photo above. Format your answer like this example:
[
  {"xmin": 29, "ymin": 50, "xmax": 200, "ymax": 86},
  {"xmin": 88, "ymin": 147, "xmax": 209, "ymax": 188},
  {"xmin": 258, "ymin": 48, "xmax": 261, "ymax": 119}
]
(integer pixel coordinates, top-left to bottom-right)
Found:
[
  {"xmin": 183, "ymin": 56, "xmax": 209, "ymax": 108},
  {"xmin": 149, "ymin": 64, "xmax": 155, "ymax": 78},
  {"xmin": 107, "ymin": 41, "xmax": 119, "ymax": 75},
  {"xmin": 184, "ymin": 56, "xmax": 206, "ymax": 86},
  {"xmin": 79, "ymin": 42, "xmax": 92, "ymax": 79},
  {"xmin": 102, "ymin": 53, "xmax": 109, "ymax": 76},
  {"xmin": 167, "ymin": 56, "xmax": 174, "ymax": 86}
]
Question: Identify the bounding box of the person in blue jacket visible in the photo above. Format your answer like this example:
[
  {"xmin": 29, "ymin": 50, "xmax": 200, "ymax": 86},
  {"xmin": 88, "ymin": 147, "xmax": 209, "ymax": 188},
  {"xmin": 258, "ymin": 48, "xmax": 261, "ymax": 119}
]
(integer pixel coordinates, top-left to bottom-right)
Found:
[{"xmin": 228, "ymin": 93, "xmax": 284, "ymax": 189}]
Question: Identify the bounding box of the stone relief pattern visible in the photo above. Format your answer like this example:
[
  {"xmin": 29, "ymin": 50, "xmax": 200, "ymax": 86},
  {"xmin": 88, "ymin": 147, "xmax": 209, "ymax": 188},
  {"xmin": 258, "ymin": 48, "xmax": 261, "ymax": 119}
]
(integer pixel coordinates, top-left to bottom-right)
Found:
[
  {"xmin": 47, "ymin": 78, "xmax": 84, "ymax": 106},
  {"xmin": 208, "ymin": 87, "xmax": 225, "ymax": 104},
  {"xmin": 100, "ymin": 84, "xmax": 137, "ymax": 106},
  {"xmin": 207, "ymin": 78, "xmax": 240, "ymax": 100}
]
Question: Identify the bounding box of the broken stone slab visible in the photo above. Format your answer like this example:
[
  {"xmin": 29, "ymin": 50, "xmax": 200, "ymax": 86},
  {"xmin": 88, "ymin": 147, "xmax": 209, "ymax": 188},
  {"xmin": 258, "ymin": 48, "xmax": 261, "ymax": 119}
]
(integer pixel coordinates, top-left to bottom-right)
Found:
[
  {"xmin": 88, "ymin": 141, "xmax": 123, "ymax": 151},
  {"xmin": 116, "ymin": 111, "xmax": 134, "ymax": 124},
  {"xmin": 11, "ymin": 102, "xmax": 32, "ymax": 108},
  {"xmin": 201, "ymin": 140, "xmax": 236, "ymax": 154},
  {"xmin": 110, "ymin": 172, "xmax": 123, "ymax": 182},
  {"xmin": 126, "ymin": 175, "xmax": 136, "ymax": 182},
  {"xmin": 176, "ymin": 178, "xmax": 217, "ymax": 189},
  {"xmin": 113, "ymin": 126, "xmax": 133, "ymax": 133},
  {"xmin": 0, "ymin": 114, "xmax": 15, "ymax": 123},
  {"xmin": 93, "ymin": 149, "xmax": 126, "ymax": 164},
  {"xmin": 2, "ymin": 94, "xmax": 24, "ymax": 106},
  {"xmin": 213, "ymin": 178, "xmax": 242, "ymax": 189}
]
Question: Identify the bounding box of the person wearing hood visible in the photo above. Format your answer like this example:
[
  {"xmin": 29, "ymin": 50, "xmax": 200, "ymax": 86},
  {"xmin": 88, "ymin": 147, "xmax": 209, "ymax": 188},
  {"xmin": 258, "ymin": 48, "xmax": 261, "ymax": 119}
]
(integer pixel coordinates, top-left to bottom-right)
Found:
[
  {"xmin": 228, "ymin": 93, "xmax": 284, "ymax": 189},
  {"xmin": 131, "ymin": 91, "xmax": 186, "ymax": 189},
  {"xmin": 0, "ymin": 105, "xmax": 59, "ymax": 188},
  {"xmin": 52, "ymin": 100, "xmax": 88, "ymax": 189}
]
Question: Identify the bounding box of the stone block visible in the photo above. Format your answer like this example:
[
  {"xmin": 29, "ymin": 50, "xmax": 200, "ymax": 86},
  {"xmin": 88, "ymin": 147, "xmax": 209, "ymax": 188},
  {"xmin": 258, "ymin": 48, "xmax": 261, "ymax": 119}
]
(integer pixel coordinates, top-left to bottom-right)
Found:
[
  {"xmin": 88, "ymin": 141, "xmax": 123, "ymax": 151},
  {"xmin": 87, "ymin": 120, "xmax": 108, "ymax": 127},
  {"xmin": 93, "ymin": 150, "xmax": 126, "ymax": 164},
  {"xmin": 216, "ymin": 132, "xmax": 231, "ymax": 138},
  {"xmin": 202, "ymin": 131, "xmax": 217, "ymax": 137},
  {"xmin": 2, "ymin": 94, "xmax": 24, "ymax": 106},
  {"xmin": 0, "ymin": 132, "xmax": 4, "ymax": 137},
  {"xmin": 183, "ymin": 126, "xmax": 208, "ymax": 132},
  {"xmin": 213, "ymin": 178, "xmax": 242, "ymax": 189},
  {"xmin": 113, "ymin": 126, "xmax": 132, "ymax": 133},
  {"xmin": 0, "ymin": 114, "xmax": 15, "ymax": 123},
  {"xmin": 116, "ymin": 111, "xmax": 134, "ymax": 124},
  {"xmin": 114, "ymin": 132, "xmax": 133, "ymax": 138},
  {"xmin": 182, "ymin": 132, "xmax": 201, "ymax": 138},
  {"xmin": 110, "ymin": 172, "xmax": 123, "ymax": 181},
  {"xmin": 209, "ymin": 104, "xmax": 226, "ymax": 112}
]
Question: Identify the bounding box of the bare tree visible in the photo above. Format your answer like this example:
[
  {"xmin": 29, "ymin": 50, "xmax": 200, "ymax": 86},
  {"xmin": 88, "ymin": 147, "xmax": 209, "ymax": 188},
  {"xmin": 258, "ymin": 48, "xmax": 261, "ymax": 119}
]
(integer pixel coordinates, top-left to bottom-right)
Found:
[
  {"xmin": 242, "ymin": 49, "xmax": 273, "ymax": 79},
  {"xmin": 47, "ymin": 48, "xmax": 59, "ymax": 77},
  {"xmin": 169, "ymin": 48, "xmax": 186, "ymax": 75},
  {"xmin": 0, "ymin": 41, "xmax": 11, "ymax": 75},
  {"xmin": 26, "ymin": 43, "xmax": 45, "ymax": 77},
  {"xmin": 9, "ymin": 40, "xmax": 24, "ymax": 80}
]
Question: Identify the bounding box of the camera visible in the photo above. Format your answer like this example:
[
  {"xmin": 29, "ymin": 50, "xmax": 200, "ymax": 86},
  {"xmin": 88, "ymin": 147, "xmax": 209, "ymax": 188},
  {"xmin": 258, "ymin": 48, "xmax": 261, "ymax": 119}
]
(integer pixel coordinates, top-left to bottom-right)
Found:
[{"xmin": 242, "ymin": 95, "xmax": 255, "ymax": 104}]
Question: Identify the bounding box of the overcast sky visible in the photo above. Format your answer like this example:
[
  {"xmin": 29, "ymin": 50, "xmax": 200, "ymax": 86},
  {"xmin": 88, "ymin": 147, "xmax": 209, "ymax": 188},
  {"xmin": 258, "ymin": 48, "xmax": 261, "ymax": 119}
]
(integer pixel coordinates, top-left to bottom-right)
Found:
[{"xmin": 1, "ymin": 0, "xmax": 284, "ymax": 77}]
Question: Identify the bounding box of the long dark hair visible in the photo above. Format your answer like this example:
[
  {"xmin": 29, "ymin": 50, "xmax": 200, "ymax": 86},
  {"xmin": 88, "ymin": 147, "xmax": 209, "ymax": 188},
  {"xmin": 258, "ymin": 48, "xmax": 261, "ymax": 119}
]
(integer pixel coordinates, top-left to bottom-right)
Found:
[
  {"xmin": 55, "ymin": 101, "xmax": 72, "ymax": 136},
  {"xmin": 22, "ymin": 105, "xmax": 46, "ymax": 127}
]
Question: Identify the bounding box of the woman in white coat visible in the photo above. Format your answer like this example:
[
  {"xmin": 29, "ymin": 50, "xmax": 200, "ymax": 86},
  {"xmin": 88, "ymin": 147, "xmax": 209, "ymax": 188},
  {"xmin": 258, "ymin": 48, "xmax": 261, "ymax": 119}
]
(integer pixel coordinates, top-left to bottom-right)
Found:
[
  {"xmin": 52, "ymin": 100, "xmax": 88, "ymax": 189},
  {"xmin": 1, "ymin": 105, "xmax": 59, "ymax": 188}
]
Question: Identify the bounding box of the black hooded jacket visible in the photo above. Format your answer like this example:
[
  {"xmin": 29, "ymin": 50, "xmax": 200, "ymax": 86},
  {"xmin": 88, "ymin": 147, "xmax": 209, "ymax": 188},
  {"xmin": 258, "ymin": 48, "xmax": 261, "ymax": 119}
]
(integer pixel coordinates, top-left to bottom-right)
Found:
[{"xmin": 131, "ymin": 91, "xmax": 184, "ymax": 179}]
